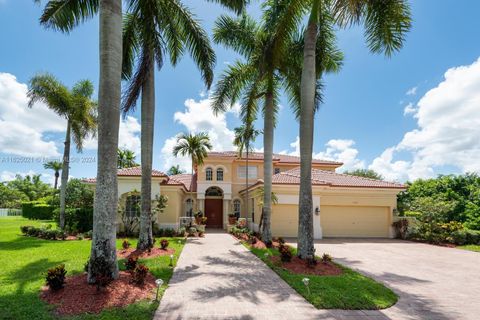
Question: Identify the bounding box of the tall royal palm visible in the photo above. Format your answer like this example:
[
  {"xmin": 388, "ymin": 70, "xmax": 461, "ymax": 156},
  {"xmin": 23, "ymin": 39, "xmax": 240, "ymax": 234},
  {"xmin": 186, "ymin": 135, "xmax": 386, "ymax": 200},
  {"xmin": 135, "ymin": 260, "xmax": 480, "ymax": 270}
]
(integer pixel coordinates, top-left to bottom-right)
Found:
[
  {"xmin": 28, "ymin": 74, "xmax": 96, "ymax": 230},
  {"xmin": 233, "ymin": 124, "xmax": 260, "ymax": 223},
  {"xmin": 211, "ymin": 2, "xmax": 304, "ymax": 243},
  {"xmin": 43, "ymin": 161, "xmax": 63, "ymax": 189},
  {"xmin": 37, "ymin": 0, "xmax": 123, "ymax": 281},
  {"xmin": 121, "ymin": 0, "xmax": 246, "ymax": 250},
  {"xmin": 278, "ymin": 0, "xmax": 411, "ymax": 258},
  {"xmin": 173, "ymin": 132, "xmax": 212, "ymax": 214}
]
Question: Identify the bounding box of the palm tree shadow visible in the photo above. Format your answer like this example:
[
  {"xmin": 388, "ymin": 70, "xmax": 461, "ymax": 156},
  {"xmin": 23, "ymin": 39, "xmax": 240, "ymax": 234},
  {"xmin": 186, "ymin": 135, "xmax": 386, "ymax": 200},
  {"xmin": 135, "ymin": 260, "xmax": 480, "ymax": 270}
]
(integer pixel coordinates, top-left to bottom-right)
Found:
[{"xmin": 8, "ymin": 258, "xmax": 65, "ymax": 294}]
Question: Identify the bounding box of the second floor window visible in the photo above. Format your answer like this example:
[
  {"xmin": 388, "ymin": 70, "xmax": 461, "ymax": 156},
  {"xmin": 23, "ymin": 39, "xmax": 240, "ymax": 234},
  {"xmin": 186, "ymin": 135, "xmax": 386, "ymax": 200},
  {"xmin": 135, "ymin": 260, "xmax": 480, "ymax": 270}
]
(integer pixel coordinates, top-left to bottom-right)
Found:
[
  {"xmin": 206, "ymin": 167, "xmax": 213, "ymax": 181},
  {"xmin": 274, "ymin": 168, "xmax": 281, "ymax": 174},
  {"xmin": 216, "ymin": 168, "xmax": 224, "ymax": 181}
]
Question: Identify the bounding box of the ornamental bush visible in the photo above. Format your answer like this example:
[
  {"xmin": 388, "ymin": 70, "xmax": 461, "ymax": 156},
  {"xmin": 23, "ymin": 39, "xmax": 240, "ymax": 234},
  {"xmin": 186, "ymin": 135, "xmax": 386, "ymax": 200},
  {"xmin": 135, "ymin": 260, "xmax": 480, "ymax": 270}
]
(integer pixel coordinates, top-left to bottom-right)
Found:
[
  {"xmin": 45, "ymin": 264, "xmax": 67, "ymax": 291},
  {"xmin": 131, "ymin": 264, "xmax": 149, "ymax": 285},
  {"xmin": 21, "ymin": 201, "xmax": 54, "ymax": 220}
]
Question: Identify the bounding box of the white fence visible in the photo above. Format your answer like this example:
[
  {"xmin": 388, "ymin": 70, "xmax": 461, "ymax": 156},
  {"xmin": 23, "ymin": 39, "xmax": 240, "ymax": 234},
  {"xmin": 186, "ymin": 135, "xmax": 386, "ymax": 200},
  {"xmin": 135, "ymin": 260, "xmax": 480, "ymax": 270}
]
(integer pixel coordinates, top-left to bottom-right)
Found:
[{"xmin": 0, "ymin": 208, "xmax": 22, "ymax": 217}]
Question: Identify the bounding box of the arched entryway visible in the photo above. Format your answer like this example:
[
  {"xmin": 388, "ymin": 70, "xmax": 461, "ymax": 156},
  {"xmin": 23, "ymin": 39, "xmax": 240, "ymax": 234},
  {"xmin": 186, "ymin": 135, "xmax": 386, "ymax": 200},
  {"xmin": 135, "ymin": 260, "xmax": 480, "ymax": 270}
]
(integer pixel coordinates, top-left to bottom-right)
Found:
[{"xmin": 204, "ymin": 186, "xmax": 223, "ymax": 228}]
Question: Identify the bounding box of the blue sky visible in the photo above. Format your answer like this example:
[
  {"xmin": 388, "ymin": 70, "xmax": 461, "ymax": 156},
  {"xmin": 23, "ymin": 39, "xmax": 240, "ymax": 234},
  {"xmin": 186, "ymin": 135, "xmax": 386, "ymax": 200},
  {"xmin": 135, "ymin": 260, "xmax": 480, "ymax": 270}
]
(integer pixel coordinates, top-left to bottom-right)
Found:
[{"xmin": 1, "ymin": 0, "xmax": 480, "ymax": 184}]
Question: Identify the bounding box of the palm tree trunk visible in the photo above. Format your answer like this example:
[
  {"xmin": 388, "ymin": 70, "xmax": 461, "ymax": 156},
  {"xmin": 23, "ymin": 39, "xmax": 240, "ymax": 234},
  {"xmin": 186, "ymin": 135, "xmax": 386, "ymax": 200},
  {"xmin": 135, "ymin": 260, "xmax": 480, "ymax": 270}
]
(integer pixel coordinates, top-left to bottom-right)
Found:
[
  {"xmin": 191, "ymin": 158, "xmax": 194, "ymax": 216},
  {"xmin": 297, "ymin": 3, "xmax": 319, "ymax": 259},
  {"xmin": 138, "ymin": 57, "xmax": 155, "ymax": 250},
  {"xmin": 59, "ymin": 121, "xmax": 71, "ymax": 230},
  {"xmin": 88, "ymin": 0, "xmax": 122, "ymax": 283},
  {"xmin": 262, "ymin": 88, "xmax": 274, "ymax": 244},
  {"xmin": 246, "ymin": 143, "xmax": 249, "ymax": 224},
  {"xmin": 54, "ymin": 172, "xmax": 59, "ymax": 189}
]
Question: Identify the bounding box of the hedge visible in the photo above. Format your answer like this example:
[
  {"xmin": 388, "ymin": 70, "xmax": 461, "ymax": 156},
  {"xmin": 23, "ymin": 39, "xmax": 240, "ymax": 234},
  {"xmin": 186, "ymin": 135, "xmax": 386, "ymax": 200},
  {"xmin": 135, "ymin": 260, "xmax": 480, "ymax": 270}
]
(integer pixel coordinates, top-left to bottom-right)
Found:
[
  {"xmin": 21, "ymin": 201, "xmax": 54, "ymax": 220},
  {"xmin": 54, "ymin": 207, "xmax": 93, "ymax": 233}
]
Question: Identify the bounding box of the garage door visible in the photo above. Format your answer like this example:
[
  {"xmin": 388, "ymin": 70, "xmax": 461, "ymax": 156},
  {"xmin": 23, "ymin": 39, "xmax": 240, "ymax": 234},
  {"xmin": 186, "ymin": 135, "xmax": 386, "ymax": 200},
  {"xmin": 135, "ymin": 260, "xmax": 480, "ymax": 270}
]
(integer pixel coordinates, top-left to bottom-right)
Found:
[
  {"xmin": 271, "ymin": 204, "xmax": 298, "ymax": 237},
  {"xmin": 321, "ymin": 206, "xmax": 389, "ymax": 237}
]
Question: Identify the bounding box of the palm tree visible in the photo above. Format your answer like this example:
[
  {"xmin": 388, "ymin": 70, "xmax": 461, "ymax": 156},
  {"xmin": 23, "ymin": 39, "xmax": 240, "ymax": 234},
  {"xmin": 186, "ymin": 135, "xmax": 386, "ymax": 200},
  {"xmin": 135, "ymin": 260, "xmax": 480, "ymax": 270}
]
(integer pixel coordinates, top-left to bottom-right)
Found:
[
  {"xmin": 43, "ymin": 161, "xmax": 63, "ymax": 189},
  {"xmin": 278, "ymin": 0, "xmax": 411, "ymax": 258},
  {"xmin": 121, "ymin": 0, "xmax": 245, "ymax": 250},
  {"xmin": 233, "ymin": 124, "xmax": 260, "ymax": 223},
  {"xmin": 117, "ymin": 148, "xmax": 138, "ymax": 169},
  {"xmin": 211, "ymin": 3, "xmax": 300, "ymax": 244},
  {"xmin": 173, "ymin": 132, "xmax": 212, "ymax": 215},
  {"xmin": 28, "ymin": 74, "xmax": 97, "ymax": 231},
  {"xmin": 167, "ymin": 165, "xmax": 185, "ymax": 176},
  {"xmin": 36, "ymin": 0, "xmax": 123, "ymax": 282}
]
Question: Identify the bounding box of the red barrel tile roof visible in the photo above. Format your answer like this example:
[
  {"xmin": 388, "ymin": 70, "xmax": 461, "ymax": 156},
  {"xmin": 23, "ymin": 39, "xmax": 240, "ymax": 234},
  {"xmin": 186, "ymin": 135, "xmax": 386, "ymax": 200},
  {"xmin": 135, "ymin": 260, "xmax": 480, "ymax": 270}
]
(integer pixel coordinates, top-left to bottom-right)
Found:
[{"xmin": 206, "ymin": 151, "xmax": 342, "ymax": 165}]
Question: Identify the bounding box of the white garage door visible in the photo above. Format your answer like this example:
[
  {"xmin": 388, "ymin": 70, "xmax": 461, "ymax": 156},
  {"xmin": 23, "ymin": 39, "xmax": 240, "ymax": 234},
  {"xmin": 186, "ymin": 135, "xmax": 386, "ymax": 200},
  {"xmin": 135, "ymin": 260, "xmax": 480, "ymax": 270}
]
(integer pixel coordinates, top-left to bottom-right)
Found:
[{"xmin": 321, "ymin": 206, "xmax": 390, "ymax": 237}]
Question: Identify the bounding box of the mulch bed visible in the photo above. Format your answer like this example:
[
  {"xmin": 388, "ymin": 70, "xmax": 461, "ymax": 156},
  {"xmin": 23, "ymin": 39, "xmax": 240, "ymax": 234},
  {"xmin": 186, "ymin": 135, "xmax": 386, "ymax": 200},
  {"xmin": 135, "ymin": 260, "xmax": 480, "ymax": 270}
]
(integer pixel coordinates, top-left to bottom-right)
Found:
[
  {"xmin": 40, "ymin": 271, "xmax": 156, "ymax": 316},
  {"xmin": 271, "ymin": 256, "xmax": 343, "ymax": 276},
  {"xmin": 117, "ymin": 247, "xmax": 175, "ymax": 259}
]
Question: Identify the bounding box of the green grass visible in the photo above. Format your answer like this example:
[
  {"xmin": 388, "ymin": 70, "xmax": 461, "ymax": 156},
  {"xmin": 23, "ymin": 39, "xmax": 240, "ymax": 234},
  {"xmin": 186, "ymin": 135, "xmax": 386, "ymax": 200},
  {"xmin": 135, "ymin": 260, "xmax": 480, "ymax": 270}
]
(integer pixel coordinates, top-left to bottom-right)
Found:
[
  {"xmin": 458, "ymin": 245, "xmax": 480, "ymax": 252},
  {"xmin": 0, "ymin": 216, "xmax": 185, "ymax": 320},
  {"xmin": 247, "ymin": 244, "xmax": 397, "ymax": 310}
]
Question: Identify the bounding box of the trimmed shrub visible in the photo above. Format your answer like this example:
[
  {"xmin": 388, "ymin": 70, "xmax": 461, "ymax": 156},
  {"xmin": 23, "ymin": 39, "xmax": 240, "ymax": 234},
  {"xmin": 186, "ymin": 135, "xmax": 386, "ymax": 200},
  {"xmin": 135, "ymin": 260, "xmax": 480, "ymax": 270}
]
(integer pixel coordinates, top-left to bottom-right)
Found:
[
  {"xmin": 125, "ymin": 257, "xmax": 138, "ymax": 271},
  {"xmin": 46, "ymin": 264, "xmax": 67, "ymax": 291},
  {"xmin": 122, "ymin": 240, "xmax": 131, "ymax": 250},
  {"xmin": 131, "ymin": 264, "xmax": 149, "ymax": 285},
  {"xmin": 153, "ymin": 227, "xmax": 177, "ymax": 237},
  {"xmin": 22, "ymin": 201, "xmax": 54, "ymax": 220},
  {"xmin": 57, "ymin": 207, "xmax": 93, "ymax": 233},
  {"xmin": 160, "ymin": 239, "xmax": 169, "ymax": 250},
  {"xmin": 20, "ymin": 225, "xmax": 34, "ymax": 235},
  {"xmin": 279, "ymin": 244, "xmax": 293, "ymax": 262},
  {"xmin": 321, "ymin": 253, "xmax": 333, "ymax": 264}
]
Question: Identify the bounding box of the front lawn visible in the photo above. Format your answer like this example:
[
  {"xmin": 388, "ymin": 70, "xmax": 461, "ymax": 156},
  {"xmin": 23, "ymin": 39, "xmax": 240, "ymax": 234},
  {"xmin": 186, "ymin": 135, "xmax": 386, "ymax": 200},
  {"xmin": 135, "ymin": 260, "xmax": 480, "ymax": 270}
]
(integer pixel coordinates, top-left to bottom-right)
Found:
[
  {"xmin": 458, "ymin": 245, "xmax": 480, "ymax": 252},
  {"xmin": 248, "ymin": 245, "xmax": 397, "ymax": 310},
  {"xmin": 0, "ymin": 217, "xmax": 185, "ymax": 320}
]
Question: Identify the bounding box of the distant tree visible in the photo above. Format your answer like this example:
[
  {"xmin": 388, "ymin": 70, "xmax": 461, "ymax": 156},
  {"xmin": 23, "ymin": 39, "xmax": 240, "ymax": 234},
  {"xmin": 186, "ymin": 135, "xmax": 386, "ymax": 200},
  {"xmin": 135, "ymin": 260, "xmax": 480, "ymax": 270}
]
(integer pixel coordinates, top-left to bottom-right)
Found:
[
  {"xmin": 167, "ymin": 165, "xmax": 186, "ymax": 176},
  {"xmin": 28, "ymin": 74, "xmax": 97, "ymax": 231},
  {"xmin": 6, "ymin": 174, "xmax": 52, "ymax": 201},
  {"xmin": 117, "ymin": 149, "xmax": 139, "ymax": 169},
  {"xmin": 173, "ymin": 132, "xmax": 212, "ymax": 215},
  {"xmin": 344, "ymin": 169, "xmax": 383, "ymax": 180},
  {"xmin": 0, "ymin": 183, "xmax": 29, "ymax": 209},
  {"xmin": 43, "ymin": 161, "xmax": 63, "ymax": 189},
  {"xmin": 65, "ymin": 179, "xmax": 95, "ymax": 209}
]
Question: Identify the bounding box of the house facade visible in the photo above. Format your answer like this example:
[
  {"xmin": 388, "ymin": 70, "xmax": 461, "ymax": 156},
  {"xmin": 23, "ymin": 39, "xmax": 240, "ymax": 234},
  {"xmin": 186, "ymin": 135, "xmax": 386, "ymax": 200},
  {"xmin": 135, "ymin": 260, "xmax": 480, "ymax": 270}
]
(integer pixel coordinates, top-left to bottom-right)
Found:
[{"xmin": 83, "ymin": 152, "xmax": 405, "ymax": 238}]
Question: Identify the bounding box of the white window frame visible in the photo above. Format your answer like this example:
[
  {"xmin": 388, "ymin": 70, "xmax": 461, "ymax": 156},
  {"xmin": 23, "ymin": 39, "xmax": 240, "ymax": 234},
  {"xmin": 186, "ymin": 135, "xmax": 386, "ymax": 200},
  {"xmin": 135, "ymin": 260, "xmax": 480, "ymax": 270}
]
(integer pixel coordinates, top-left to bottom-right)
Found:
[
  {"xmin": 205, "ymin": 167, "xmax": 213, "ymax": 181},
  {"xmin": 216, "ymin": 168, "xmax": 224, "ymax": 181},
  {"xmin": 233, "ymin": 199, "xmax": 241, "ymax": 215}
]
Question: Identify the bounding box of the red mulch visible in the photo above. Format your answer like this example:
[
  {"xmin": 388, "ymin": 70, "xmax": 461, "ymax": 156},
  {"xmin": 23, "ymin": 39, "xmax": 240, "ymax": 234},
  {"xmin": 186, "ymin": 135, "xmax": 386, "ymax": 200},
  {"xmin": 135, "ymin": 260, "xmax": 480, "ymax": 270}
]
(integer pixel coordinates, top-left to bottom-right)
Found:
[
  {"xmin": 117, "ymin": 247, "xmax": 175, "ymax": 259},
  {"xmin": 271, "ymin": 256, "xmax": 343, "ymax": 276},
  {"xmin": 40, "ymin": 271, "xmax": 156, "ymax": 316}
]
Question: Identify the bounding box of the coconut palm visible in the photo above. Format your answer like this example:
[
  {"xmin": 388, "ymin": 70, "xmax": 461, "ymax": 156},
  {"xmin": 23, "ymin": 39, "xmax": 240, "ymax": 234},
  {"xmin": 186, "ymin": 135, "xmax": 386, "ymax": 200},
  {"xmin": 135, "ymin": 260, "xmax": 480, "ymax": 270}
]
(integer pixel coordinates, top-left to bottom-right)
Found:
[
  {"xmin": 233, "ymin": 124, "xmax": 260, "ymax": 222},
  {"xmin": 173, "ymin": 132, "xmax": 212, "ymax": 214},
  {"xmin": 36, "ymin": 0, "xmax": 123, "ymax": 282},
  {"xmin": 43, "ymin": 161, "xmax": 63, "ymax": 189},
  {"xmin": 121, "ymin": 0, "xmax": 246, "ymax": 250},
  {"xmin": 28, "ymin": 74, "xmax": 97, "ymax": 231},
  {"xmin": 211, "ymin": 3, "xmax": 304, "ymax": 243},
  {"xmin": 117, "ymin": 148, "xmax": 138, "ymax": 169}
]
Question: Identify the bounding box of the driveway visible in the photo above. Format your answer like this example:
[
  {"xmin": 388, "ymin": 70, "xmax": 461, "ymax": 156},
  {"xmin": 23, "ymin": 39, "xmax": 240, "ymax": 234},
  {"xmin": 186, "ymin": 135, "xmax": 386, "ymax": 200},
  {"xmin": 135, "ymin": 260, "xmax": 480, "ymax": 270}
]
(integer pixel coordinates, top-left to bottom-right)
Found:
[{"xmin": 287, "ymin": 238, "xmax": 480, "ymax": 320}]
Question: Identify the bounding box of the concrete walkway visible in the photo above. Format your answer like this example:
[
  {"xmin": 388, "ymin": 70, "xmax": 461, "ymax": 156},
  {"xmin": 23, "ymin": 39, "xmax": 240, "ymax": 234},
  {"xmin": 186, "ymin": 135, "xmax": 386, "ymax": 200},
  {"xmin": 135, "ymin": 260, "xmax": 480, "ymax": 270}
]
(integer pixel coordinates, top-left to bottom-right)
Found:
[{"xmin": 155, "ymin": 233, "xmax": 384, "ymax": 320}]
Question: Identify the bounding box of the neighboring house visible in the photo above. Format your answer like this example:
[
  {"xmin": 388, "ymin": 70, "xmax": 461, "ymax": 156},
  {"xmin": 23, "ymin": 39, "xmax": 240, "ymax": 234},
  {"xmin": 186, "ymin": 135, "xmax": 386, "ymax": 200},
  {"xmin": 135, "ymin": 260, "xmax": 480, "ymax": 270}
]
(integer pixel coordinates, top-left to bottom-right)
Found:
[{"xmin": 83, "ymin": 152, "xmax": 405, "ymax": 238}]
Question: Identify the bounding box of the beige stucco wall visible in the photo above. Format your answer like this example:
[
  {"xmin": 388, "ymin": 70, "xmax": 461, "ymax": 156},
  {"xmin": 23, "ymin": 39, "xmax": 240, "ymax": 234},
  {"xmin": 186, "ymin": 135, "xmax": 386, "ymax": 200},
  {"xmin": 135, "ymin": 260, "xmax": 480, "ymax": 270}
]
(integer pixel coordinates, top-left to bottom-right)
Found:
[{"xmin": 156, "ymin": 186, "xmax": 185, "ymax": 228}]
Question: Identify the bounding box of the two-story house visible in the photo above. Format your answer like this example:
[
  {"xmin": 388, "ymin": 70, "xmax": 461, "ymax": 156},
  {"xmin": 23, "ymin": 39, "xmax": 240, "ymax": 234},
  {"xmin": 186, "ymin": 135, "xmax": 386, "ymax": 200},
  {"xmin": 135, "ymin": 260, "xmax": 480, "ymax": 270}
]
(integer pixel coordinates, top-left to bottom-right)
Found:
[{"xmin": 84, "ymin": 151, "xmax": 404, "ymax": 239}]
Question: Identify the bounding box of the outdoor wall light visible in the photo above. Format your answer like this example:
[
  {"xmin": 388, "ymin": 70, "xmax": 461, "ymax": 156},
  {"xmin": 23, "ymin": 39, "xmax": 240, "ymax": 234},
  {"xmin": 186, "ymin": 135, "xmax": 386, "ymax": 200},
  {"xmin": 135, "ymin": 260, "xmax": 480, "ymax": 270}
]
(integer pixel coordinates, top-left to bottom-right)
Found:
[
  {"xmin": 315, "ymin": 207, "xmax": 320, "ymax": 216},
  {"xmin": 155, "ymin": 279, "xmax": 164, "ymax": 301}
]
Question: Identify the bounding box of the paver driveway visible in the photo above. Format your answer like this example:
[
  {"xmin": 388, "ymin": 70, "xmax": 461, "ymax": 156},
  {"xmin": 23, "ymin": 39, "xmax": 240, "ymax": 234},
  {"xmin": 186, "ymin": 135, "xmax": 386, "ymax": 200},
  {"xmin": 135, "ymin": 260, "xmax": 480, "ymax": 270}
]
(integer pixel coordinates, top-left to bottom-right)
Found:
[
  {"xmin": 155, "ymin": 233, "xmax": 378, "ymax": 320},
  {"xmin": 287, "ymin": 238, "xmax": 480, "ymax": 320}
]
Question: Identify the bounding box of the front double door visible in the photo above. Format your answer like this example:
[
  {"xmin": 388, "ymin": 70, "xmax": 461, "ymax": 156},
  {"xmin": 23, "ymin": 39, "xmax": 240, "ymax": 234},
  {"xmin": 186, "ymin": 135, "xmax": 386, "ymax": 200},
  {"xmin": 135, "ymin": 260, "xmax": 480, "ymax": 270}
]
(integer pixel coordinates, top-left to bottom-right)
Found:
[{"xmin": 204, "ymin": 198, "xmax": 223, "ymax": 228}]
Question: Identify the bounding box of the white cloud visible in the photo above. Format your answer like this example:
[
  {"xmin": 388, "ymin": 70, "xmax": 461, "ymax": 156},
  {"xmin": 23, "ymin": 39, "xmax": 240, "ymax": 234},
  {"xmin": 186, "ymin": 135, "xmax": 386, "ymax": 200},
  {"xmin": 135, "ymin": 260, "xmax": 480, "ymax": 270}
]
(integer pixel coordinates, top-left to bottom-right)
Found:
[
  {"xmin": 83, "ymin": 115, "xmax": 141, "ymax": 154},
  {"xmin": 280, "ymin": 136, "xmax": 365, "ymax": 172},
  {"xmin": 160, "ymin": 98, "xmax": 238, "ymax": 171},
  {"xmin": 403, "ymin": 102, "xmax": 418, "ymax": 116},
  {"xmin": 0, "ymin": 72, "xmax": 66, "ymax": 157},
  {"xmin": 371, "ymin": 57, "xmax": 480, "ymax": 181},
  {"xmin": 406, "ymin": 86, "xmax": 417, "ymax": 96}
]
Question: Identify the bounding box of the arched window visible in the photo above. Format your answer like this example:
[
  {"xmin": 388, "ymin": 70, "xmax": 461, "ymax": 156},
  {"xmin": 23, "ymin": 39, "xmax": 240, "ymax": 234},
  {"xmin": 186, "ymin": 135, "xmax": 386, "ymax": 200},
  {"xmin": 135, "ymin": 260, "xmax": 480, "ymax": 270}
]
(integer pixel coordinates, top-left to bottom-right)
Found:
[
  {"xmin": 185, "ymin": 198, "xmax": 194, "ymax": 216},
  {"xmin": 233, "ymin": 199, "xmax": 241, "ymax": 217},
  {"xmin": 216, "ymin": 168, "xmax": 224, "ymax": 181},
  {"xmin": 205, "ymin": 186, "xmax": 223, "ymax": 197},
  {"xmin": 205, "ymin": 167, "xmax": 213, "ymax": 181},
  {"xmin": 126, "ymin": 194, "xmax": 140, "ymax": 217}
]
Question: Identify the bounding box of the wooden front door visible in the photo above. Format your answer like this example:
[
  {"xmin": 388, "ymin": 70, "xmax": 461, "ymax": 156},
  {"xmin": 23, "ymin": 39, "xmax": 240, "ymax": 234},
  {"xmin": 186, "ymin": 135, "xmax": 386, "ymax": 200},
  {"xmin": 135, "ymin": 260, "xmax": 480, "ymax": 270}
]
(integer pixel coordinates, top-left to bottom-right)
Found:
[{"xmin": 204, "ymin": 199, "xmax": 223, "ymax": 228}]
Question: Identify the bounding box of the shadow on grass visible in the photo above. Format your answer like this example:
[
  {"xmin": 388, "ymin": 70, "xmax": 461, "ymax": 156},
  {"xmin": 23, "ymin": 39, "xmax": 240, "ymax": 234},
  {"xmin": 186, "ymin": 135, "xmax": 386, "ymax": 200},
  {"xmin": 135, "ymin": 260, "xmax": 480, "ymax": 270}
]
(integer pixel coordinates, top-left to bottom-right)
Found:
[{"xmin": 0, "ymin": 235, "xmax": 49, "ymax": 251}]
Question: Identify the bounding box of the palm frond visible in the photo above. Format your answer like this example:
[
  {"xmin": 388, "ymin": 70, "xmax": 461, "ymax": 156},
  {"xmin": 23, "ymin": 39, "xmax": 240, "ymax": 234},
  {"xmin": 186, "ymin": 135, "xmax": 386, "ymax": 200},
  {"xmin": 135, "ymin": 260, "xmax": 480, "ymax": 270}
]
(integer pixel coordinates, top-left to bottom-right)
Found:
[
  {"xmin": 27, "ymin": 73, "xmax": 71, "ymax": 115},
  {"xmin": 205, "ymin": 0, "xmax": 248, "ymax": 15},
  {"xmin": 39, "ymin": 0, "xmax": 99, "ymax": 33},
  {"xmin": 213, "ymin": 14, "xmax": 258, "ymax": 58}
]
